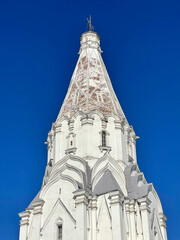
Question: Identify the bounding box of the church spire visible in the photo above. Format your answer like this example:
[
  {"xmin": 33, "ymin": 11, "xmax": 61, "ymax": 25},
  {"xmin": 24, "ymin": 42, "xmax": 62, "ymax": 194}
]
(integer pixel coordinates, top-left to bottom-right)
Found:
[
  {"xmin": 56, "ymin": 28, "xmax": 125, "ymax": 121},
  {"xmin": 18, "ymin": 24, "xmax": 168, "ymax": 240}
]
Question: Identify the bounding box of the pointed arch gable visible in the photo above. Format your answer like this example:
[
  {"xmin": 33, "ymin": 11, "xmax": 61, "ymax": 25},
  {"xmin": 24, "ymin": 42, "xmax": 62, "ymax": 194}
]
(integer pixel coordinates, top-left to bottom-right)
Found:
[
  {"xmin": 92, "ymin": 163, "xmax": 127, "ymax": 195},
  {"xmin": 92, "ymin": 153, "xmax": 124, "ymax": 181},
  {"xmin": 92, "ymin": 153, "xmax": 126, "ymax": 195},
  {"xmin": 41, "ymin": 198, "xmax": 76, "ymax": 234},
  {"xmin": 40, "ymin": 173, "xmax": 78, "ymax": 199},
  {"xmin": 51, "ymin": 154, "xmax": 87, "ymax": 175},
  {"xmin": 40, "ymin": 155, "xmax": 88, "ymax": 198},
  {"xmin": 93, "ymin": 170, "xmax": 122, "ymax": 196}
]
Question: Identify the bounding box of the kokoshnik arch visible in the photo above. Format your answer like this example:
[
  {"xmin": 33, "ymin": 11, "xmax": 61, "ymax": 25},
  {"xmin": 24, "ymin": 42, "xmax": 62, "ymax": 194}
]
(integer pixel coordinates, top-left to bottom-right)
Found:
[{"xmin": 18, "ymin": 25, "xmax": 168, "ymax": 240}]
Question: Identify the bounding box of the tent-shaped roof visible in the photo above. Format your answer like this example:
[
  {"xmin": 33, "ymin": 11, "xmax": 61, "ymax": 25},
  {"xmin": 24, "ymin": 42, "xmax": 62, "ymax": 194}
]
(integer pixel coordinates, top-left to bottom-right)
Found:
[{"xmin": 56, "ymin": 31, "xmax": 125, "ymax": 121}]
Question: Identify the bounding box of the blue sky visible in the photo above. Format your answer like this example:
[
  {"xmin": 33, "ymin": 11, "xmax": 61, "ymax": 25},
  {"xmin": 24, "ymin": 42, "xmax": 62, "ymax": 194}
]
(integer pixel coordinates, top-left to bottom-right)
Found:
[{"xmin": 0, "ymin": 0, "xmax": 180, "ymax": 239}]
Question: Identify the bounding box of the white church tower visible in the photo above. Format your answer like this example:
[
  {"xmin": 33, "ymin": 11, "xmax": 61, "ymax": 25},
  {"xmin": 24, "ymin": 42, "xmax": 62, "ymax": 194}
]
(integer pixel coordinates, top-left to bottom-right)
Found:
[{"xmin": 18, "ymin": 24, "xmax": 168, "ymax": 240}]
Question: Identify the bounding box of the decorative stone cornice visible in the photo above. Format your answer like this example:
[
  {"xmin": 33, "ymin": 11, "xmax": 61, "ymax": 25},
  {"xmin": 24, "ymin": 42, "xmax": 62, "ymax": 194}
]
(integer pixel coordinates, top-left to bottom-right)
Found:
[
  {"xmin": 68, "ymin": 119, "xmax": 75, "ymax": 131},
  {"xmin": 91, "ymin": 196, "xmax": 97, "ymax": 210},
  {"xmin": 101, "ymin": 119, "xmax": 107, "ymax": 129},
  {"xmin": 20, "ymin": 219, "xmax": 29, "ymax": 226},
  {"xmin": 19, "ymin": 210, "xmax": 31, "ymax": 219},
  {"xmin": 129, "ymin": 200, "xmax": 136, "ymax": 213},
  {"xmin": 108, "ymin": 190, "xmax": 124, "ymax": 206},
  {"xmin": 124, "ymin": 199, "xmax": 130, "ymax": 214},
  {"xmin": 138, "ymin": 197, "xmax": 151, "ymax": 213},
  {"xmin": 32, "ymin": 199, "xmax": 45, "ymax": 215},
  {"xmin": 88, "ymin": 195, "xmax": 97, "ymax": 210},
  {"xmin": 65, "ymin": 147, "xmax": 77, "ymax": 155},
  {"xmin": 159, "ymin": 212, "xmax": 167, "ymax": 228},
  {"xmin": 73, "ymin": 189, "xmax": 89, "ymax": 206},
  {"xmin": 81, "ymin": 116, "xmax": 94, "ymax": 126},
  {"xmin": 19, "ymin": 210, "xmax": 31, "ymax": 226},
  {"xmin": 114, "ymin": 119, "xmax": 125, "ymax": 132},
  {"xmin": 79, "ymin": 31, "xmax": 101, "ymax": 53},
  {"xmin": 55, "ymin": 123, "xmax": 62, "ymax": 133},
  {"xmin": 98, "ymin": 146, "xmax": 111, "ymax": 152},
  {"xmin": 126, "ymin": 128, "xmax": 131, "ymax": 145}
]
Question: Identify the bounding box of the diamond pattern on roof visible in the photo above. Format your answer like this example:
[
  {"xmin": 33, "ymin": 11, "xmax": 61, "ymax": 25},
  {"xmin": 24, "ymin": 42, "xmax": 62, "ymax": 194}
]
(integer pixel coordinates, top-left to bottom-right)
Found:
[{"xmin": 56, "ymin": 33, "xmax": 125, "ymax": 120}]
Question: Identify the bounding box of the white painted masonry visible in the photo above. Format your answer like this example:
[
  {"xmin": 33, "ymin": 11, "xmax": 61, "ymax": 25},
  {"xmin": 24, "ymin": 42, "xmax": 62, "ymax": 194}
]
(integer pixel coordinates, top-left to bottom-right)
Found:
[{"xmin": 19, "ymin": 29, "xmax": 168, "ymax": 240}]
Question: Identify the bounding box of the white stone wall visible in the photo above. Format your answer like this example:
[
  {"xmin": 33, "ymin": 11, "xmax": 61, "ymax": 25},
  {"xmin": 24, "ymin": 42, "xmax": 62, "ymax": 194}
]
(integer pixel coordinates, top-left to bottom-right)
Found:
[
  {"xmin": 18, "ymin": 110, "xmax": 167, "ymax": 240},
  {"xmin": 20, "ymin": 170, "xmax": 167, "ymax": 240},
  {"xmin": 52, "ymin": 112, "xmax": 137, "ymax": 167},
  {"xmin": 19, "ymin": 30, "xmax": 167, "ymax": 240}
]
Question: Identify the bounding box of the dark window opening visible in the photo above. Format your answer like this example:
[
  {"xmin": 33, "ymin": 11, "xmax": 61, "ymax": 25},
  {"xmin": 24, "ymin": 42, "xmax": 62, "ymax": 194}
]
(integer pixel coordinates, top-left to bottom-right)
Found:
[
  {"xmin": 102, "ymin": 131, "xmax": 106, "ymax": 147},
  {"xmin": 57, "ymin": 225, "xmax": 62, "ymax": 240}
]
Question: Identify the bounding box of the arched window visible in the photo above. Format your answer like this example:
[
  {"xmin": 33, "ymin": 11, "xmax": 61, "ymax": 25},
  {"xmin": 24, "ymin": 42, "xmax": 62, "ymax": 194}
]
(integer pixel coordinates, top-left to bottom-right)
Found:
[
  {"xmin": 57, "ymin": 224, "xmax": 62, "ymax": 240},
  {"xmin": 99, "ymin": 130, "xmax": 111, "ymax": 152},
  {"xmin": 102, "ymin": 131, "xmax": 106, "ymax": 147},
  {"xmin": 65, "ymin": 133, "xmax": 77, "ymax": 154},
  {"xmin": 66, "ymin": 133, "xmax": 76, "ymax": 149},
  {"xmin": 56, "ymin": 217, "xmax": 63, "ymax": 240}
]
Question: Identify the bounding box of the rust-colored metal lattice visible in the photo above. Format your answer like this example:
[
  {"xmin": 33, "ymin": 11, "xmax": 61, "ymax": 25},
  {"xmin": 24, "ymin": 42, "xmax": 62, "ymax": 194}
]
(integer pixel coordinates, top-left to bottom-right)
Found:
[{"xmin": 56, "ymin": 34, "xmax": 124, "ymax": 120}]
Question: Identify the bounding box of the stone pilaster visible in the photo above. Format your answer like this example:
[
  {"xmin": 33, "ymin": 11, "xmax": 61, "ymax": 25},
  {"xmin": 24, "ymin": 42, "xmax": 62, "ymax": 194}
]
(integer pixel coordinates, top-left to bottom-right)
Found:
[
  {"xmin": 28, "ymin": 199, "xmax": 44, "ymax": 240},
  {"xmin": 129, "ymin": 200, "xmax": 137, "ymax": 240},
  {"xmin": 45, "ymin": 125, "xmax": 55, "ymax": 165},
  {"xmin": 18, "ymin": 210, "xmax": 31, "ymax": 240},
  {"xmin": 109, "ymin": 191, "xmax": 124, "ymax": 240},
  {"xmin": 159, "ymin": 213, "xmax": 167, "ymax": 240},
  {"xmin": 54, "ymin": 122, "xmax": 61, "ymax": 162},
  {"xmin": 124, "ymin": 199, "xmax": 131, "ymax": 240},
  {"xmin": 80, "ymin": 117, "xmax": 94, "ymax": 156},
  {"xmin": 138, "ymin": 197, "xmax": 152, "ymax": 240},
  {"xmin": 114, "ymin": 119, "xmax": 125, "ymax": 162},
  {"xmin": 87, "ymin": 197, "xmax": 92, "ymax": 240},
  {"xmin": 90, "ymin": 195, "xmax": 97, "ymax": 240},
  {"xmin": 132, "ymin": 134, "xmax": 137, "ymax": 163},
  {"xmin": 74, "ymin": 190, "xmax": 89, "ymax": 240}
]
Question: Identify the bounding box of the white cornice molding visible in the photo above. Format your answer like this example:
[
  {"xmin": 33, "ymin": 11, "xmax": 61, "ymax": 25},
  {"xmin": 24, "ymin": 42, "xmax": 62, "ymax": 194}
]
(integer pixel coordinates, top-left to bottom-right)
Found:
[
  {"xmin": 138, "ymin": 197, "xmax": 151, "ymax": 213},
  {"xmin": 18, "ymin": 210, "xmax": 31, "ymax": 219},
  {"xmin": 65, "ymin": 147, "xmax": 77, "ymax": 155},
  {"xmin": 19, "ymin": 210, "xmax": 31, "ymax": 226},
  {"xmin": 68, "ymin": 119, "xmax": 75, "ymax": 131},
  {"xmin": 98, "ymin": 145, "xmax": 111, "ymax": 153},
  {"xmin": 159, "ymin": 212, "xmax": 167, "ymax": 228},
  {"xmin": 73, "ymin": 189, "xmax": 89, "ymax": 206},
  {"xmin": 109, "ymin": 190, "xmax": 124, "ymax": 205}
]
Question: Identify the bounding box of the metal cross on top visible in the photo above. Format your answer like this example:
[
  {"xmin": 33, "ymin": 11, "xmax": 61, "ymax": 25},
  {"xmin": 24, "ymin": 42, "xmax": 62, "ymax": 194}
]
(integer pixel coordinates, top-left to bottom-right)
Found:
[{"xmin": 87, "ymin": 15, "xmax": 94, "ymax": 31}]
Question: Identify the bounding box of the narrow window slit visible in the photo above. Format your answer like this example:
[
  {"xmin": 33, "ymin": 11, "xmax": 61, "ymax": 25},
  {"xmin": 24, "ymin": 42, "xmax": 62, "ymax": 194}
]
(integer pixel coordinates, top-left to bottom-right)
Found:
[
  {"xmin": 102, "ymin": 131, "xmax": 106, "ymax": 147},
  {"xmin": 57, "ymin": 225, "xmax": 62, "ymax": 240}
]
